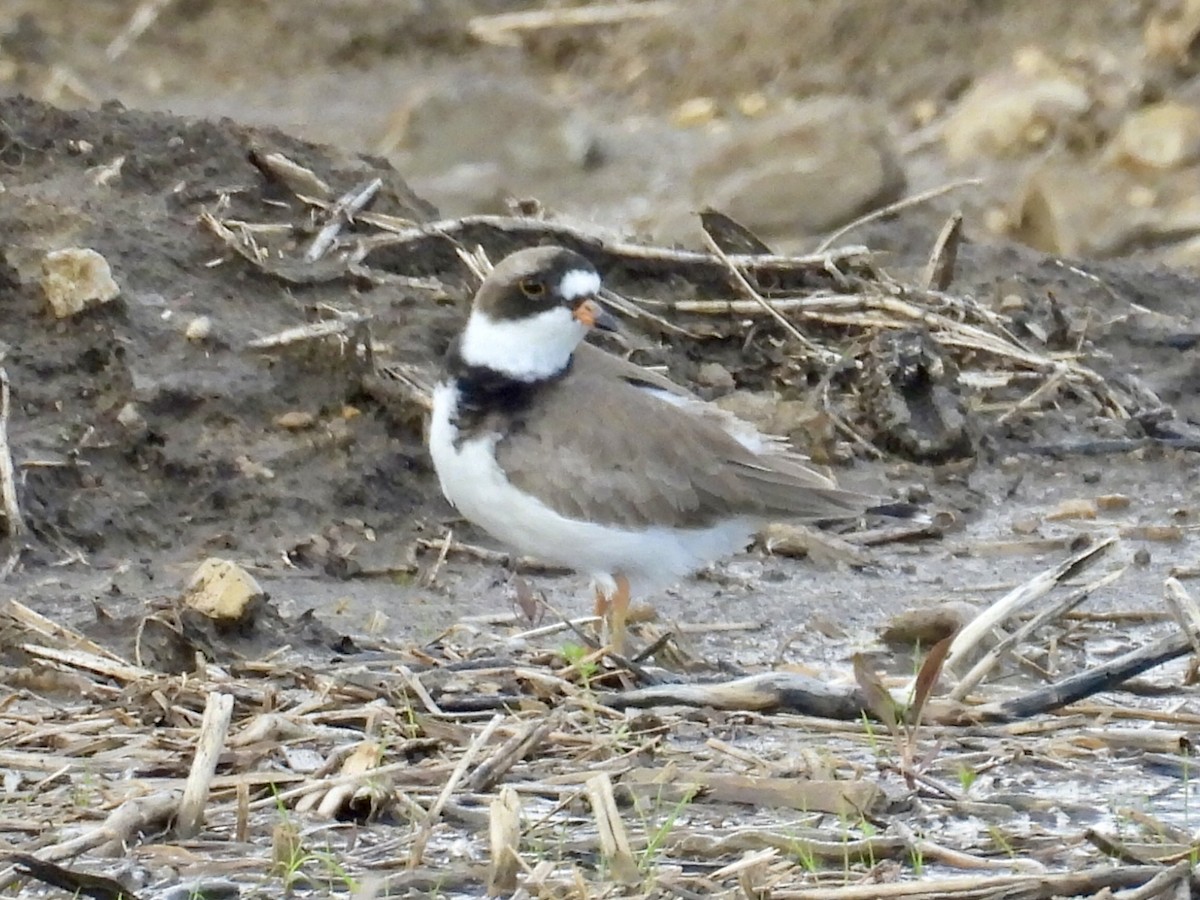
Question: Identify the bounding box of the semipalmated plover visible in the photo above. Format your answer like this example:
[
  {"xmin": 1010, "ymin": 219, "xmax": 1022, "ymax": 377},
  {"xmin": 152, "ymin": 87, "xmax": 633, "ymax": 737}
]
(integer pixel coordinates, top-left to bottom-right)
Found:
[{"xmin": 429, "ymin": 246, "xmax": 907, "ymax": 649}]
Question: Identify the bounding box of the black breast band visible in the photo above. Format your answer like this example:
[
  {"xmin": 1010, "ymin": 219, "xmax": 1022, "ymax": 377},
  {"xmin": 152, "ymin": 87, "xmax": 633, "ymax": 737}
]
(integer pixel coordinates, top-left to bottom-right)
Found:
[{"xmin": 445, "ymin": 339, "xmax": 572, "ymax": 435}]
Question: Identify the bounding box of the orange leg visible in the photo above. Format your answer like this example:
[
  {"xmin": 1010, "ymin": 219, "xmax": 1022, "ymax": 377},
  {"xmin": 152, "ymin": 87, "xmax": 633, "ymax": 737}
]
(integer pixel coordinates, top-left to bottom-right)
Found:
[
  {"xmin": 607, "ymin": 574, "xmax": 631, "ymax": 655},
  {"xmin": 593, "ymin": 585, "xmax": 610, "ymax": 619}
]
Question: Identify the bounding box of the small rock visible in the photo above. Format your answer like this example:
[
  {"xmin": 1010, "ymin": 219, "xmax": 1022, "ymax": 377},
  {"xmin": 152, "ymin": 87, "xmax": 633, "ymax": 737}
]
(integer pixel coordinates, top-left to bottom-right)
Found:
[
  {"xmin": 325, "ymin": 416, "xmax": 354, "ymax": 447},
  {"xmin": 181, "ymin": 558, "xmax": 264, "ymax": 622},
  {"xmin": 116, "ymin": 402, "xmax": 145, "ymax": 432},
  {"xmin": 775, "ymin": 397, "xmax": 819, "ymax": 433},
  {"xmin": 809, "ymin": 614, "xmax": 847, "ymax": 639},
  {"xmin": 982, "ymin": 207, "xmax": 1011, "ymax": 237},
  {"xmin": 1120, "ymin": 524, "xmax": 1183, "ymax": 542},
  {"xmin": 399, "ymin": 81, "xmax": 598, "ymax": 176},
  {"xmin": 736, "ymin": 92, "xmax": 768, "ymax": 117},
  {"xmin": 942, "ymin": 52, "xmax": 1089, "ymax": 162},
  {"xmin": 1046, "ymin": 498, "xmax": 1098, "ymax": 521},
  {"xmin": 1013, "ymin": 162, "xmax": 1151, "ymax": 256},
  {"xmin": 910, "ymin": 98, "xmax": 939, "ymax": 127},
  {"xmin": 40, "ymin": 247, "xmax": 120, "ymax": 318},
  {"xmin": 282, "ymin": 746, "xmax": 326, "ymax": 774},
  {"xmin": 1011, "ymin": 516, "xmax": 1041, "ymax": 535},
  {"xmin": 693, "ymin": 95, "xmax": 905, "ymax": 237},
  {"xmin": 1162, "ymin": 234, "xmax": 1200, "ymax": 268},
  {"xmin": 761, "ymin": 522, "xmax": 872, "ymax": 567},
  {"xmin": 1015, "ymin": 160, "xmax": 1200, "ymax": 256},
  {"xmin": 696, "ymin": 361, "xmax": 735, "ymax": 392},
  {"xmin": 185, "ymin": 315, "xmax": 213, "ymax": 341},
  {"xmin": 235, "ymin": 455, "xmax": 275, "ymax": 480},
  {"xmin": 931, "ymin": 510, "xmax": 963, "ymax": 532},
  {"xmin": 1133, "ymin": 547, "xmax": 1153, "ymax": 567},
  {"xmin": 1145, "ymin": 0, "xmax": 1200, "ymax": 65},
  {"xmin": 1112, "ymin": 102, "xmax": 1200, "ymax": 170},
  {"xmin": 1158, "ymin": 182, "xmax": 1200, "ymax": 239},
  {"xmin": 673, "ymin": 96, "xmax": 718, "ymax": 127},
  {"xmin": 1127, "ymin": 183, "xmax": 1159, "ymax": 208},
  {"xmin": 275, "ymin": 410, "xmax": 316, "ymax": 430},
  {"xmin": 897, "ymin": 483, "xmax": 933, "ymax": 504},
  {"xmin": 714, "ymin": 390, "xmax": 783, "ymax": 433},
  {"xmin": 880, "ymin": 602, "xmax": 977, "ymax": 648}
]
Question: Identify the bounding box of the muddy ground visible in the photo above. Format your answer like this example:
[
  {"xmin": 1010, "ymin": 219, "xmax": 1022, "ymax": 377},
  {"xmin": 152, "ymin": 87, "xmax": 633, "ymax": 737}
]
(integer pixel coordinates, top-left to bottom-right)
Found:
[
  {"xmin": 2, "ymin": 2, "xmax": 1200, "ymax": 898},
  {"xmin": 0, "ymin": 91, "xmax": 1194, "ymax": 662}
]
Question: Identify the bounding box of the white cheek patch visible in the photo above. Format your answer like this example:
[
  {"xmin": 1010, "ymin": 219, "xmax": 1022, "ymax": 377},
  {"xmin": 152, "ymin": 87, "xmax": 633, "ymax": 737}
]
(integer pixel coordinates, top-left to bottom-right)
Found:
[{"xmin": 558, "ymin": 268, "xmax": 601, "ymax": 301}]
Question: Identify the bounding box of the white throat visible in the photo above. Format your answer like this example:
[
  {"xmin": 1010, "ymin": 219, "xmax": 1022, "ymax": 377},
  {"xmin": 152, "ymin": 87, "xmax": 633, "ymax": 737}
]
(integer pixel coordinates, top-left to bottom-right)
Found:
[{"xmin": 459, "ymin": 306, "xmax": 586, "ymax": 381}]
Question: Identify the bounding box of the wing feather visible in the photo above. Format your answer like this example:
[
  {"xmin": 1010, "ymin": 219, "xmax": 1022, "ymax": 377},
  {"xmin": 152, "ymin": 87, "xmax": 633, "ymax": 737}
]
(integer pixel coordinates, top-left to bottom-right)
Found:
[{"xmin": 494, "ymin": 346, "xmax": 879, "ymax": 528}]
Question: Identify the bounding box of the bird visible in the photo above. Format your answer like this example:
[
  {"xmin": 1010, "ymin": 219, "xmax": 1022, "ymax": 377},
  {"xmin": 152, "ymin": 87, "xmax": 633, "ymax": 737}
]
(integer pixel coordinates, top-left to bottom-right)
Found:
[{"xmin": 428, "ymin": 245, "xmax": 912, "ymax": 651}]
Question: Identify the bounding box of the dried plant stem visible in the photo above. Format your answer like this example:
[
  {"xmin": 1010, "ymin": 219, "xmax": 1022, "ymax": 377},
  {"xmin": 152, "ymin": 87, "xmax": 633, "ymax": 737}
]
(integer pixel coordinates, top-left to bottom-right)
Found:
[
  {"xmin": 815, "ymin": 178, "xmax": 983, "ymax": 253},
  {"xmin": 942, "ymin": 538, "xmax": 1116, "ymax": 689},
  {"xmin": 469, "ymin": 1, "xmax": 677, "ymax": 45},
  {"xmin": 487, "ymin": 786, "xmax": 522, "ymax": 894},
  {"xmin": 1163, "ymin": 577, "xmax": 1200, "ymax": 661},
  {"xmin": 0, "ymin": 368, "xmax": 25, "ymax": 538},
  {"xmin": 770, "ymin": 865, "xmax": 1172, "ymax": 899},
  {"xmin": 701, "ymin": 231, "xmax": 835, "ymax": 363},
  {"xmin": 952, "ymin": 566, "xmax": 1127, "ymax": 701},
  {"xmin": 922, "ymin": 211, "xmax": 964, "ymax": 291},
  {"xmin": 983, "ymin": 630, "xmax": 1199, "ymax": 721},
  {"xmin": 586, "ymin": 772, "xmax": 639, "ymax": 884},
  {"xmin": 0, "ymin": 789, "xmax": 181, "ymax": 890},
  {"xmin": 176, "ymin": 691, "xmax": 235, "ymax": 839},
  {"xmin": 106, "ymin": 0, "xmax": 174, "ymax": 60},
  {"xmin": 365, "ymin": 213, "xmax": 871, "ymax": 272},
  {"xmin": 408, "ymin": 713, "xmax": 504, "ymax": 868},
  {"xmin": 304, "ymin": 177, "xmax": 383, "ymax": 262}
]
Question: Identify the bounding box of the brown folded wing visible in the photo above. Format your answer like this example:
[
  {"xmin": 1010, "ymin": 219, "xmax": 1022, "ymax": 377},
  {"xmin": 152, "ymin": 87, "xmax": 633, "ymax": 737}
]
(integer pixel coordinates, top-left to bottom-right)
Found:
[{"xmin": 494, "ymin": 346, "xmax": 878, "ymax": 529}]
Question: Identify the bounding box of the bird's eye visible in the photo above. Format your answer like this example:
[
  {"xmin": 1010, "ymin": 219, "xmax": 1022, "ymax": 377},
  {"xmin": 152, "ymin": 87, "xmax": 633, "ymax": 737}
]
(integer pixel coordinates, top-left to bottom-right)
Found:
[{"xmin": 520, "ymin": 279, "xmax": 546, "ymax": 298}]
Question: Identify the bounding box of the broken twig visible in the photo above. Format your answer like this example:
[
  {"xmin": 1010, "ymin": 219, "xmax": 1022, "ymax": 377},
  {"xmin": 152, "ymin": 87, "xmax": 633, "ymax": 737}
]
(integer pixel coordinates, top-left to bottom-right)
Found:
[{"xmin": 0, "ymin": 367, "xmax": 26, "ymax": 538}]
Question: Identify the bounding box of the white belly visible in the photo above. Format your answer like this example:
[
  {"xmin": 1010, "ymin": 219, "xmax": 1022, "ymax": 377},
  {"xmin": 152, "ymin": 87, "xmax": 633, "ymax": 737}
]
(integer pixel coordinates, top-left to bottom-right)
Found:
[{"xmin": 428, "ymin": 382, "xmax": 755, "ymax": 595}]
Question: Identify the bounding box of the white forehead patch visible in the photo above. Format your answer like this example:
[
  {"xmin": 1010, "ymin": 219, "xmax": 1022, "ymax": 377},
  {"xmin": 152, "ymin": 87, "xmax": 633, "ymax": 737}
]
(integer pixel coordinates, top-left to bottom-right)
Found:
[{"xmin": 558, "ymin": 268, "xmax": 601, "ymax": 301}]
